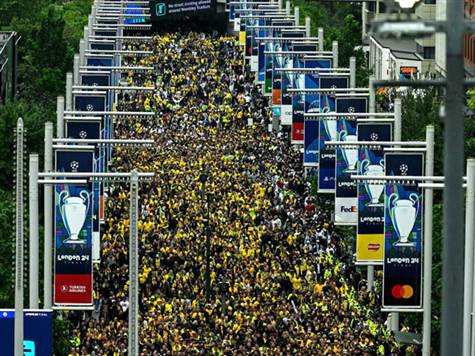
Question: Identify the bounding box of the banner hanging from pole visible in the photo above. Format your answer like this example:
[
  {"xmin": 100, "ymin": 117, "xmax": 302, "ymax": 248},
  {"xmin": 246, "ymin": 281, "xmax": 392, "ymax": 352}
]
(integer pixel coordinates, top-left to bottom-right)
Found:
[
  {"xmin": 383, "ymin": 152, "xmax": 424, "ymax": 310},
  {"xmin": 317, "ymin": 76, "xmax": 349, "ymax": 193},
  {"xmin": 54, "ymin": 148, "xmax": 94, "ymax": 307},
  {"xmin": 334, "ymin": 97, "xmax": 368, "ymax": 224},
  {"xmin": 356, "ymin": 123, "xmax": 392, "ymax": 263},
  {"xmin": 281, "ymin": 44, "xmax": 318, "ymax": 125},
  {"xmin": 303, "ymin": 57, "xmax": 332, "ymax": 164},
  {"xmin": 65, "ymin": 120, "xmax": 102, "ymax": 263}
]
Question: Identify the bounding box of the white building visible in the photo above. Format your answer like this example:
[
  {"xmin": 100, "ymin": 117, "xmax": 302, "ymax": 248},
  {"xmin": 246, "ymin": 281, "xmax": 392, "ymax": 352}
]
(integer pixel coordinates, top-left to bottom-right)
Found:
[
  {"xmin": 369, "ymin": 35, "xmax": 423, "ymax": 80},
  {"xmin": 364, "ymin": 0, "xmax": 437, "ymax": 80}
]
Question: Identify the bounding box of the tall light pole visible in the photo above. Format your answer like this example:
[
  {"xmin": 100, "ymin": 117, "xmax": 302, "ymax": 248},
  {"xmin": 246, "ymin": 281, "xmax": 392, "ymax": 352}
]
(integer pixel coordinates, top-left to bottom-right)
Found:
[
  {"xmin": 128, "ymin": 170, "xmax": 139, "ymax": 356},
  {"xmin": 369, "ymin": 0, "xmax": 469, "ymax": 349},
  {"xmin": 28, "ymin": 153, "xmax": 39, "ymax": 309},
  {"xmin": 43, "ymin": 122, "xmax": 54, "ymax": 309},
  {"xmin": 441, "ymin": 0, "xmax": 465, "ymax": 353},
  {"xmin": 14, "ymin": 117, "xmax": 25, "ymax": 356},
  {"xmin": 422, "ymin": 125, "xmax": 435, "ymax": 355}
]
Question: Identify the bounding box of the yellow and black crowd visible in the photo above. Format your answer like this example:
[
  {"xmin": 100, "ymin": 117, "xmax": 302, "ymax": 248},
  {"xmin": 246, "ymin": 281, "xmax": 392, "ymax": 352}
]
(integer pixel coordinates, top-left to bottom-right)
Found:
[{"xmin": 67, "ymin": 32, "xmax": 403, "ymax": 355}]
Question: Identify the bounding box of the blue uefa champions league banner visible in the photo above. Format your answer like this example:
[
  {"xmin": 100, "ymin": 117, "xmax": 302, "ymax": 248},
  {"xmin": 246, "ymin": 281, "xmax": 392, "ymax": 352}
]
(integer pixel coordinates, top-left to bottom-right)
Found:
[
  {"xmin": 80, "ymin": 75, "xmax": 112, "ymax": 112},
  {"xmin": 74, "ymin": 95, "xmax": 106, "ymax": 112},
  {"xmin": 264, "ymin": 40, "xmax": 276, "ymax": 95},
  {"xmin": 245, "ymin": 17, "xmax": 257, "ymax": 58},
  {"xmin": 281, "ymin": 41, "xmax": 317, "ymax": 125},
  {"xmin": 302, "ymin": 59, "xmax": 321, "ymax": 166},
  {"xmin": 303, "ymin": 59, "xmax": 332, "ymax": 162},
  {"xmin": 54, "ymin": 149, "xmax": 94, "ymax": 306},
  {"xmin": 334, "ymin": 97, "xmax": 368, "ymax": 223},
  {"xmin": 86, "ymin": 56, "xmax": 113, "ymax": 67},
  {"xmin": 280, "ymin": 55, "xmax": 293, "ymax": 125},
  {"xmin": 356, "ymin": 123, "xmax": 392, "ymax": 263},
  {"xmin": 229, "ymin": 2, "xmax": 235, "ymax": 20},
  {"xmin": 258, "ymin": 42, "xmax": 268, "ymax": 83},
  {"xmin": 0, "ymin": 310, "xmax": 53, "ymax": 355},
  {"xmin": 302, "ymin": 59, "xmax": 333, "ymax": 153},
  {"xmin": 303, "ymin": 120, "xmax": 319, "ymax": 166},
  {"xmin": 81, "ymin": 74, "xmax": 111, "ymax": 87},
  {"xmin": 257, "ymin": 23, "xmax": 274, "ymax": 82},
  {"xmin": 274, "ymin": 32, "xmax": 304, "ymax": 122},
  {"xmin": 291, "ymin": 55, "xmax": 305, "ymax": 143},
  {"xmin": 249, "ymin": 18, "xmax": 265, "ymax": 71},
  {"xmin": 253, "ymin": 19, "xmax": 272, "ymax": 79},
  {"xmin": 65, "ymin": 121, "xmax": 103, "ymax": 262},
  {"xmin": 264, "ymin": 40, "xmax": 278, "ymax": 95},
  {"xmin": 383, "ymin": 152, "xmax": 424, "ymax": 309},
  {"xmin": 65, "ymin": 120, "xmax": 103, "ymax": 174},
  {"xmin": 334, "ymin": 118, "xmax": 357, "ymax": 224},
  {"xmin": 264, "ymin": 20, "xmax": 294, "ymax": 95},
  {"xmin": 304, "ymin": 58, "xmax": 332, "ymax": 113},
  {"xmin": 73, "ymin": 93, "xmax": 111, "ymax": 168},
  {"xmin": 317, "ymin": 77, "xmax": 349, "ymax": 192},
  {"xmin": 246, "ymin": 19, "xmax": 270, "ymax": 72},
  {"xmin": 281, "ymin": 42, "xmax": 314, "ymax": 126},
  {"xmin": 124, "ymin": 3, "xmax": 147, "ymax": 24},
  {"xmin": 90, "ymin": 42, "xmax": 115, "ymax": 51},
  {"xmin": 94, "ymin": 30, "xmax": 116, "ymax": 37}
]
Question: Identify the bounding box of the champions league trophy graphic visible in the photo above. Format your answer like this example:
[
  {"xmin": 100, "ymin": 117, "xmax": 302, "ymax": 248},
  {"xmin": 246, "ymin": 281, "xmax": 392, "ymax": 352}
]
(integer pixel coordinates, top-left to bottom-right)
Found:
[
  {"xmin": 339, "ymin": 130, "xmax": 358, "ymax": 172},
  {"xmin": 274, "ymin": 43, "xmax": 284, "ymax": 68},
  {"xmin": 59, "ymin": 190, "xmax": 90, "ymax": 244},
  {"xmin": 388, "ymin": 192, "xmax": 420, "ymax": 247},
  {"xmin": 322, "ymin": 107, "xmax": 338, "ymax": 141},
  {"xmin": 361, "ymin": 159, "xmax": 385, "ymax": 206}
]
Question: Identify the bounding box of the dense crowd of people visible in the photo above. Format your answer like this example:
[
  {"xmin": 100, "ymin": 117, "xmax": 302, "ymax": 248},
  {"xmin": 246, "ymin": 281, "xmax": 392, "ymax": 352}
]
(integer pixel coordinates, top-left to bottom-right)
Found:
[{"xmin": 67, "ymin": 31, "xmax": 402, "ymax": 355}]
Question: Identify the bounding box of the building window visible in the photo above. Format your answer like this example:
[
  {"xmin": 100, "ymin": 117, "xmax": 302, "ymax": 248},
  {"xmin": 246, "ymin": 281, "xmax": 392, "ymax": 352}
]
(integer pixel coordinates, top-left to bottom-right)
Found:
[
  {"xmin": 424, "ymin": 0, "xmax": 436, "ymax": 4},
  {"xmin": 423, "ymin": 46, "xmax": 435, "ymax": 59}
]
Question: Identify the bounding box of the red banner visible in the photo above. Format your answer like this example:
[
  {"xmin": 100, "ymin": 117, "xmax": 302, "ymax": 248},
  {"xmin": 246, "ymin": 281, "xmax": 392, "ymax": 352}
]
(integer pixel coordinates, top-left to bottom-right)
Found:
[{"xmin": 55, "ymin": 274, "xmax": 93, "ymax": 305}]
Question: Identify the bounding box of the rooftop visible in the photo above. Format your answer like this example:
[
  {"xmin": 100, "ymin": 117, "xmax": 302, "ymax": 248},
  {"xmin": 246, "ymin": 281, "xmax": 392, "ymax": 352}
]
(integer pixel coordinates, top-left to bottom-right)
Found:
[{"xmin": 371, "ymin": 34, "xmax": 422, "ymax": 61}]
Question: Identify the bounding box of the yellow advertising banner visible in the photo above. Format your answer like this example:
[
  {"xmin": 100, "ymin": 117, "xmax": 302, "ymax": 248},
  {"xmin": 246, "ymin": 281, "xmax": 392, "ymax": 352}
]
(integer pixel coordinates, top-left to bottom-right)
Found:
[
  {"xmin": 356, "ymin": 234, "xmax": 384, "ymax": 262},
  {"xmin": 239, "ymin": 32, "xmax": 246, "ymax": 46}
]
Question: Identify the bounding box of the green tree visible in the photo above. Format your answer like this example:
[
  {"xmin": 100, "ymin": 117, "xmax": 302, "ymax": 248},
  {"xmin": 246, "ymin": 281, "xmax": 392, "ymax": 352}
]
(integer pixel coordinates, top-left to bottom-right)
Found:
[
  {"xmin": 0, "ymin": 0, "xmax": 92, "ymax": 349},
  {"xmin": 53, "ymin": 316, "xmax": 74, "ymax": 355},
  {"xmin": 400, "ymin": 88, "xmax": 444, "ymax": 175},
  {"xmin": 0, "ymin": 189, "xmax": 14, "ymax": 307}
]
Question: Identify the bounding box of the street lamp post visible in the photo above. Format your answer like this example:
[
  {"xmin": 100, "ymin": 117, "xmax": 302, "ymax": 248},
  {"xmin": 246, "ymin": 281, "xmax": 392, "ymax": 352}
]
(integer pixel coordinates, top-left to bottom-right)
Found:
[
  {"xmin": 369, "ymin": 0, "xmax": 467, "ymax": 350},
  {"xmin": 14, "ymin": 117, "xmax": 25, "ymax": 356},
  {"xmin": 128, "ymin": 170, "xmax": 139, "ymax": 356}
]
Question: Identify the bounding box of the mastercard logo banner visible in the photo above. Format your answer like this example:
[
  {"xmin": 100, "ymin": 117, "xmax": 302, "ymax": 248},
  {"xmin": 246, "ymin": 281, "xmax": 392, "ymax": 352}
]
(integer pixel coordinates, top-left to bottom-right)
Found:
[
  {"xmin": 391, "ymin": 284, "xmax": 414, "ymax": 299},
  {"xmin": 356, "ymin": 234, "xmax": 384, "ymax": 262},
  {"xmin": 382, "ymin": 152, "xmax": 424, "ymax": 309}
]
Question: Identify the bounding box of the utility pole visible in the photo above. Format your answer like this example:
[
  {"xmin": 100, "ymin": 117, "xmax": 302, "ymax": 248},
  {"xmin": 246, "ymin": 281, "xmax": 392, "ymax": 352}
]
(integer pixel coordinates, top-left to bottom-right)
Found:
[
  {"xmin": 43, "ymin": 122, "xmax": 53, "ymax": 309},
  {"xmin": 422, "ymin": 126, "xmax": 435, "ymax": 355},
  {"xmin": 441, "ymin": 0, "xmax": 465, "ymax": 353},
  {"xmin": 28, "ymin": 154, "xmax": 39, "ymax": 309},
  {"xmin": 128, "ymin": 170, "xmax": 139, "ymax": 356},
  {"xmin": 14, "ymin": 117, "xmax": 24, "ymax": 356}
]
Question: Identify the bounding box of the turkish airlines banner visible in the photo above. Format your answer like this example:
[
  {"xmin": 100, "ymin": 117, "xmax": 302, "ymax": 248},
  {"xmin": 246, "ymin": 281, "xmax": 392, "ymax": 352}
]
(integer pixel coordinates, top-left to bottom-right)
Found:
[
  {"xmin": 356, "ymin": 123, "xmax": 392, "ymax": 263},
  {"xmin": 54, "ymin": 149, "xmax": 94, "ymax": 306},
  {"xmin": 383, "ymin": 152, "xmax": 424, "ymax": 310}
]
